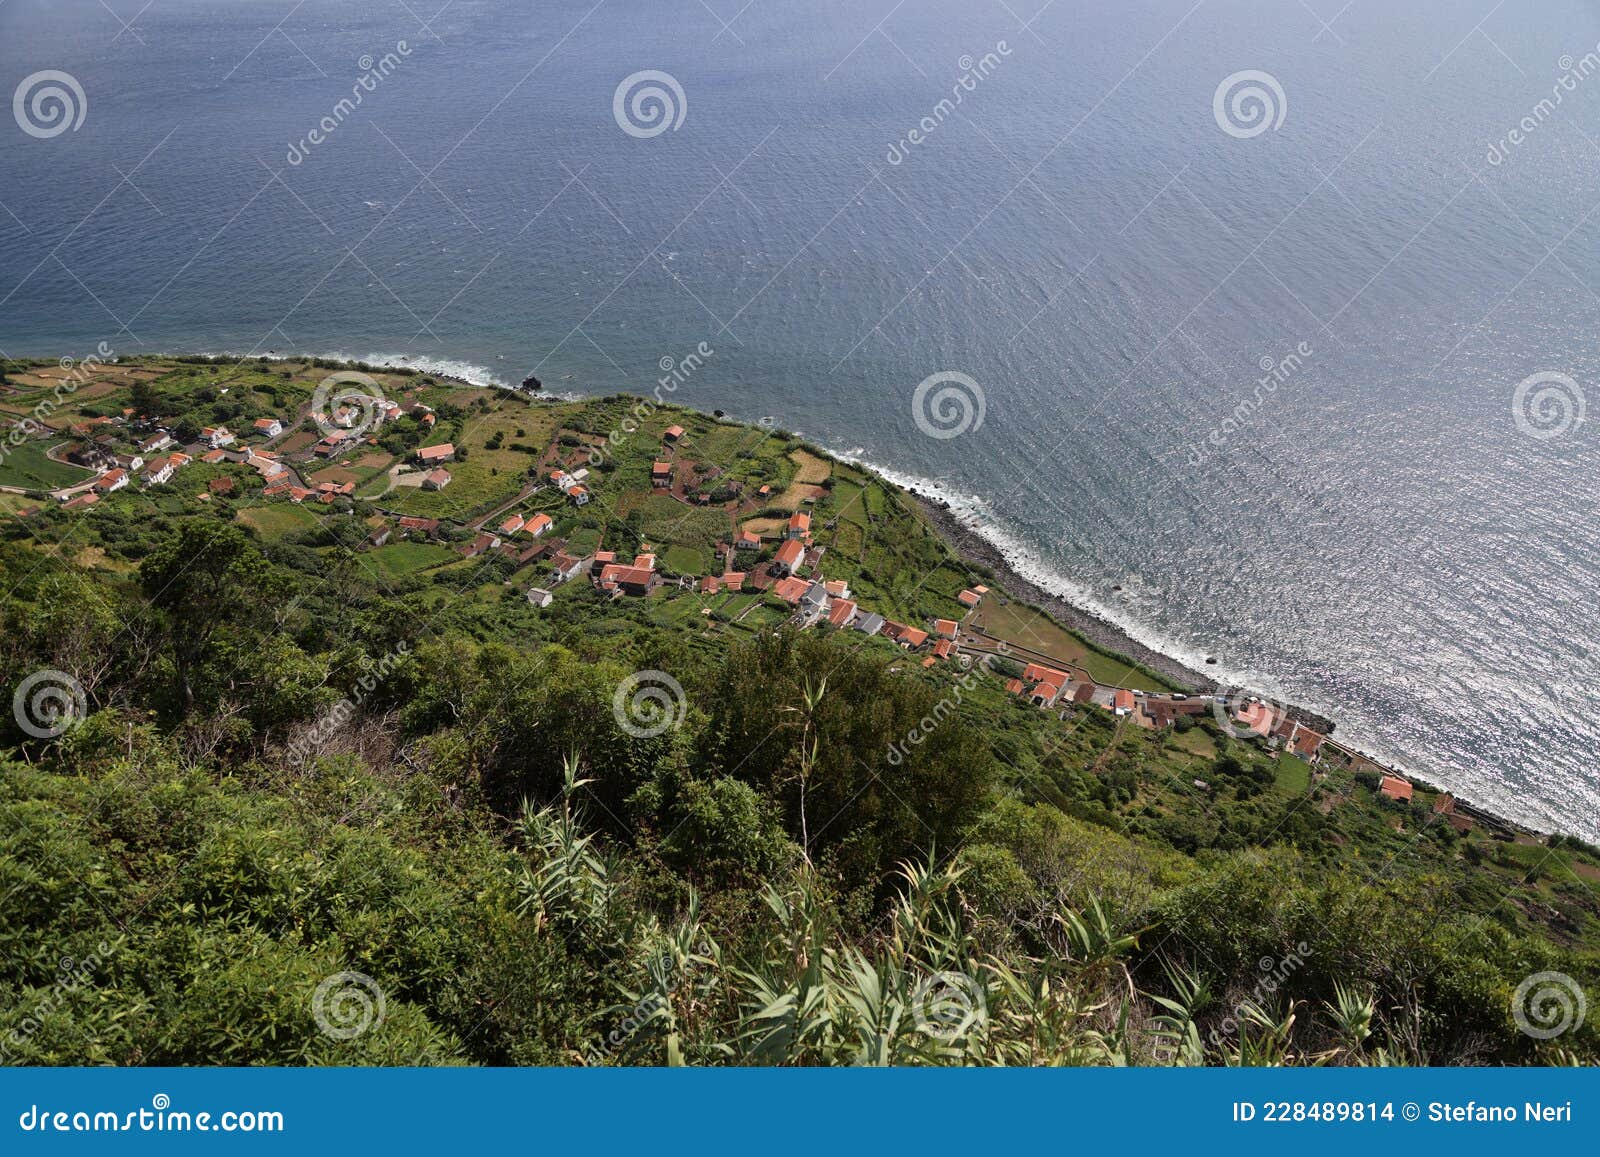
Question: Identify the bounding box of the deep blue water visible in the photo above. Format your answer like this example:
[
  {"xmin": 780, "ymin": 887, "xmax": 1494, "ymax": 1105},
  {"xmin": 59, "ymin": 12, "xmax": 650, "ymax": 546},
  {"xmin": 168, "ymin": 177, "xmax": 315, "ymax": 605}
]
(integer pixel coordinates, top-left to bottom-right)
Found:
[{"xmin": 4, "ymin": 0, "xmax": 1600, "ymax": 838}]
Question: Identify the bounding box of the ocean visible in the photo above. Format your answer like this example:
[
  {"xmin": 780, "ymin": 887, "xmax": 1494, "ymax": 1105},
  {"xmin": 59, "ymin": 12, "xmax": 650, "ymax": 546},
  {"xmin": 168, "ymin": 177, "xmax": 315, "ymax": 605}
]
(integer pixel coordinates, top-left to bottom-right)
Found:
[{"xmin": 4, "ymin": 0, "xmax": 1600, "ymax": 839}]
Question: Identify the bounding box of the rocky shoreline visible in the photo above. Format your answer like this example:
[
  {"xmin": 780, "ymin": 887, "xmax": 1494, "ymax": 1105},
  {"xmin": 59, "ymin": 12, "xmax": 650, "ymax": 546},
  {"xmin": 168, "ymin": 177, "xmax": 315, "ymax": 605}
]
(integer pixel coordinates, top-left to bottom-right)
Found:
[{"xmin": 909, "ymin": 491, "xmax": 1340, "ymax": 736}]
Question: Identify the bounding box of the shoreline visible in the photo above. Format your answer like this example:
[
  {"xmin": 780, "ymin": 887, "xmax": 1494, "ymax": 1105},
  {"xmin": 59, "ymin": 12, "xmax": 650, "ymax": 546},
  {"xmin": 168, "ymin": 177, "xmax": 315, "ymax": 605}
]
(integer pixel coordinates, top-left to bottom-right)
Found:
[{"xmin": 35, "ymin": 350, "xmax": 1545, "ymax": 840}]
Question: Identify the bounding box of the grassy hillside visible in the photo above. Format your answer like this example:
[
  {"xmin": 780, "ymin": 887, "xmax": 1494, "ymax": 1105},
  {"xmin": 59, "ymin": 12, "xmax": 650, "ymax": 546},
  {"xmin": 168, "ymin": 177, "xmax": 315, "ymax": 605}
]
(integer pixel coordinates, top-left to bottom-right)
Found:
[{"xmin": 0, "ymin": 355, "xmax": 1595, "ymax": 1066}]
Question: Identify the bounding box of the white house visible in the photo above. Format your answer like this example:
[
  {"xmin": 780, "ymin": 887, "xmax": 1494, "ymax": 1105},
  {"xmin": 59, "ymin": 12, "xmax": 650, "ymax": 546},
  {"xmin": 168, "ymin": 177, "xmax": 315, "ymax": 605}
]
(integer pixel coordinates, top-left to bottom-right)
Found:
[{"xmin": 526, "ymin": 587, "xmax": 554, "ymax": 608}]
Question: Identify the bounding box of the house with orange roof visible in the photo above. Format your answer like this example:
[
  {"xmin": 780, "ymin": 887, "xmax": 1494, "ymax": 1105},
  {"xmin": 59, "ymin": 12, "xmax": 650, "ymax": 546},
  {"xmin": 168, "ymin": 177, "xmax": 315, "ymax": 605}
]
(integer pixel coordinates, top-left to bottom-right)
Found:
[
  {"xmin": 1112, "ymin": 688, "xmax": 1136, "ymax": 716},
  {"xmin": 598, "ymin": 563, "xmax": 657, "ymax": 595},
  {"xmin": 663, "ymin": 424, "xmax": 684, "ymax": 442},
  {"xmin": 549, "ymin": 552, "xmax": 586, "ymax": 583},
  {"xmin": 721, "ymin": 571, "xmax": 746, "ymax": 591},
  {"xmin": 772, "ymin": 576, "xmax": 811, "ymax": 604},
  {"xmin": 92, "ymin": 468, "xmax": 127, "ymax": 494},
  {"xmin": 199, "ymin": 426, "xmax": 235, "ymax": 448},
  {"xmin": 699, "ymin": 575, "xmax": 721, "ymax": 595},
  {"xmin": 933, "ymin": 618, "xmax": 958, "ymax": 639},
  {"xmin": 736, "ymin": 530, "xmax": 761, "ymax": 550},
  {"xmin": 422, "ymin": 468, "xmax": 452, "ymax": 491},
  {"xmin": 933, "ymin": 638, "xmax": 953, "ymax": 660},
  {"xmin": 824, "ymin": 579, "xmax": 850, "ymax": 600},
  {"xmin": 500, "ymin": 513, "xmax": 526, "ymax": 536},
  {"xmin": 883, "ymin": 622, "xmax": 929, "ymax": 649},
  {"xmin": 253, "ymin": 417, "xmax": 283, "ymax": 437},
  {"xmin": 565, "ymin": 484, "xmax": 589, "ymax": 506},
  {"xmin": 1378, "ymin": 775, "xmax": 1413, "ymax": 803},
  {"xmin": 1021, "ymin": 662, "xmax": 1072, "ymax": 688},
  {"xmin": 1031, "ymin": 680, "xmax": 1063, "ymax": 707},
  {"xmin": 200, "ymin": 448, "xmax": 227, "ymax": 464},
  {"xmin": 524, "ymin": 512, "xmax": 553, "ymax": 538},
  {"xmin": 827, "ymin": 598, "xmax": 858, "ymax": 629},
  {"xmin": 414, "ymin": 443, "xmax": 455, "ymax": 465},
  {"xmin": 786, "ymin": 511, "xmax": 811, "ymax": 541},
  {"xmin": 772, "ymin": 537, "xmax": 806, "ymax": 576},
  {"xmin": 62, "ymin": 491, "xmax": 99, "ymax": 509},
  {"xmin": 1232, "ymin": 700, "xmax": 1277, "ymax": 737},
  {"xmin": 957, "ymin": 588, "xmax": 983, "ymax": 609},
  {"xmin": 652, "ymin": 461, "xmax": 673, "ymax": 486}
]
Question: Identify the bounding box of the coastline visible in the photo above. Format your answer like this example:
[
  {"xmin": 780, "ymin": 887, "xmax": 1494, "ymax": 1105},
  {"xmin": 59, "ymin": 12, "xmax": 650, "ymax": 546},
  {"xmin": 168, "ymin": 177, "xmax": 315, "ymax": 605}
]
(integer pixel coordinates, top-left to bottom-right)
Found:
[{"xmin": 92, "ymin": 351, "xmax": 1544, "ymax": 838}]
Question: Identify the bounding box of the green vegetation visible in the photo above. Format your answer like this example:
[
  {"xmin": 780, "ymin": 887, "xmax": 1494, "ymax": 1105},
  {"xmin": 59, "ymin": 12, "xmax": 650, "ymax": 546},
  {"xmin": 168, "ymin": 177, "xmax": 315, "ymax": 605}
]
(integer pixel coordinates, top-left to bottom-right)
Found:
[{"xmin": 0, "ymin": 355, "xmax": 1595, "ymax": 1068}]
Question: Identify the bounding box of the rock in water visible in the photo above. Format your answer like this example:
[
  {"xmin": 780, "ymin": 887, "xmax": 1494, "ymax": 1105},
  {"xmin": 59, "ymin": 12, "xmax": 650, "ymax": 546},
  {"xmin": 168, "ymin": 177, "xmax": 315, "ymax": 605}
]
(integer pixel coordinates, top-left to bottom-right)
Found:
[{"xmin": 521, "ymin": 374, "xmax": 542, "ymax": 392}]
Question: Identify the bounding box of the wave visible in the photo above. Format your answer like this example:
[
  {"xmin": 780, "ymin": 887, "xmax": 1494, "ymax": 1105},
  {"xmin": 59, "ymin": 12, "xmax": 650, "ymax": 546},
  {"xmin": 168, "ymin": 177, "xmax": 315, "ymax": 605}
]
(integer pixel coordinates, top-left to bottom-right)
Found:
[{"xmin": 814, "ymin": 442, "xmax": 1548, "ymax": 828}]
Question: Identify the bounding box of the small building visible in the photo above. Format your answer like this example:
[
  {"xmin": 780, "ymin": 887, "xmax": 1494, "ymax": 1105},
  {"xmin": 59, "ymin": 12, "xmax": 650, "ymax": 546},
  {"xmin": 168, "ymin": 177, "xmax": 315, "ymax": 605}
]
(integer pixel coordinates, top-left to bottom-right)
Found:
[
  {"xmin": 367, "ymin": 525, "xmax": 392, "ymax": 548},
  {"xmin": 1112, "ymin": 688, "xmax": 1135, "ymax": 716},
  {"xmin": 208, "ymin": 477, "xmax": 235, "ymax": 497},
  {"xmin": 772, "ymin": 576, "xmax": 811, "ymax": 604},
  {"xmin": 598, "ymin": 563, "xmax": 657, "ymax": 596},
  {"xmin": 199, "ymin": 426, "xmax": 236, "ymax": 448},
  {"xmin": 721, "ymin": 571, "xmax": 746, "ymax": 591},
  {"xmin": 772, "ymin": 537, "xmax": 806, "ymax": 577},
  {"xmin": 854, "ymin": 612, "xmax": 885, "ymax": 637},
  {"xmin": 565, "ymin": 484, "xmax": 589, "ymax": 506},
  {"xmin": 957, "ymin": 588, "xmax": 983, "ymax": 609},
  {"xmin": 786, "ymin": 511, "xmax": 811, "ymax": 541},
  {"xmin": 549, "ymin": 552, "xmax": 587, "ymax": 583},
  {"xmin": 92, "ymin": 468, "xmax": 128, "ymax": 494},
  {"xmin": 398, "ymin": 516, "xmax": 440, "ymax": 539},
  {"xmin": 663, "ymin": 424, "xmax": 684, "ymax": 442},
  {"xmin": 138, "ymin": 432, "xmax": 174, "ymax": 454},
  {"xmin": 499, "ymin": 513, "xmax": 526, "ymax": 536},
  {"xmin": 736, "ymin": 530, "xmax": 760, "ymax": 551},
  {"xmin": 252, "ymin": 417, "xmax": 284, "ymax": 438},
  {"xmin": 527, "ymin": 587, "xmax": 554, "ymax": 608},
  {"xmin": 699, "ymin": 575, "xmax": 722, "ymax": 595},
  {"xmin": 142, "ymin": 456, "xmax": 175, "ymax": 487},
  {"xmin": 652, "ymin": 461, "xmax": 673, "ymax": 486},
  {"xmin": 414, "ymin": 443, "xmax": 456, "ymax": 465},
  {"xmin": 1378, "ymin": 774, "xmax": 1413, "ymax": 803},
  {"xmin": 524, "ymin": 512, "xmax": 554, "ymax": 538},
  {"xmin": 460, "ymin": 532, "xmax": 498, "ymax": 558},
  {"xmin": 827, "ymin": 598, "xmax": 858, "ymax": 629},
  {"xmin": 422, "ymin": 468, "xmax": 452, "ymax": 491},
  {"xmin": 933, "ymin": 618, "xmax": 958, "ymax": 639}
]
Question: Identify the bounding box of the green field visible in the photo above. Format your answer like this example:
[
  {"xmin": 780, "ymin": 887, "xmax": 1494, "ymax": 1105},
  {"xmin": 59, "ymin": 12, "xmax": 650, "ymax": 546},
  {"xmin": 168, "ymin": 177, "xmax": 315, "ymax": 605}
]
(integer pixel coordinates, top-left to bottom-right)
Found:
[
  {"xmin": 0, "ymin": 442, "xmax": 95, "ymax": 492},
  {"xmin": 365, "ymin": 540, "xmax": 459, "ymax": 580},
  {"xmin": 236, "ymin": 503, "xmax": 321, "ymax": 542}
]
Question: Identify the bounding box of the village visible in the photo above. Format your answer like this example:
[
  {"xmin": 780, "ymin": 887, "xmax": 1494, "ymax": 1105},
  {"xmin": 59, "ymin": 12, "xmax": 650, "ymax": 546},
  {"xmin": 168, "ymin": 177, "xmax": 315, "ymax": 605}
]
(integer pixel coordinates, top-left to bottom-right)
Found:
[{"xmin": 1, "ymin": 357, "xmax": 1499, "ymax": 843}]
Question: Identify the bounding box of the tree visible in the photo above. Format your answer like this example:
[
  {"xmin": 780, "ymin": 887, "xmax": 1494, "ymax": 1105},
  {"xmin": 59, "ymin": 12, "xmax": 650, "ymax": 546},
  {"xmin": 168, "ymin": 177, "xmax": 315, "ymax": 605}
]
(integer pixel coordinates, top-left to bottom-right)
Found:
[{"xmin": 138, "ymin": 521, "xmax": 291, "ymax": 717}]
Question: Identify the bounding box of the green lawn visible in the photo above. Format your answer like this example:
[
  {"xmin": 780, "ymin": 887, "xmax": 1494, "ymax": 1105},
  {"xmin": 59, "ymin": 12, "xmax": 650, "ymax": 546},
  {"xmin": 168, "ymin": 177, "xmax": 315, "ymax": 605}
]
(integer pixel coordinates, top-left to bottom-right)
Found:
[
  {"xmin": 0, "ymin": 442, "xmax": 95, "ymax": 492},
  {"xmin": 365, "ymin": 541, "xmax": 459, "ymax": 580},
  {"xmin": 235, "ymin": 503, "xmax": 321, "ymax": 542},
  {"xmin": 1275, "ymin": 754, "xmax": 1312, "ymax": 795},
  {"xmin": 661, "ymin": 544, "xmax": 706, "ymax": 575}
]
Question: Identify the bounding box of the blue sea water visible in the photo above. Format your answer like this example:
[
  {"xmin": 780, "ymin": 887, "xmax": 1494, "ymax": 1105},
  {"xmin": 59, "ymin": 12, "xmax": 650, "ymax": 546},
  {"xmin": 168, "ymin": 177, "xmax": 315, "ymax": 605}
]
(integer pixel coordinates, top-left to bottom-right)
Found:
[{"xmin": 3, "ymin": 0, "xmax": 1600, "ymax": 839}]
